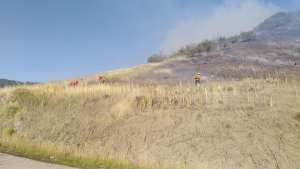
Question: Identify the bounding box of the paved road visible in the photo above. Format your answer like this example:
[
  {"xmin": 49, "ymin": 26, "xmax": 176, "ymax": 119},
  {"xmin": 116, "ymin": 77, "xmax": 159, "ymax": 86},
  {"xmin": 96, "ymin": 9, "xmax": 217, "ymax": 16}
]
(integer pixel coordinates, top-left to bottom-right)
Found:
[{"xmin": 0, "ymin": 153, "xmax": 77, "ymax": 169}]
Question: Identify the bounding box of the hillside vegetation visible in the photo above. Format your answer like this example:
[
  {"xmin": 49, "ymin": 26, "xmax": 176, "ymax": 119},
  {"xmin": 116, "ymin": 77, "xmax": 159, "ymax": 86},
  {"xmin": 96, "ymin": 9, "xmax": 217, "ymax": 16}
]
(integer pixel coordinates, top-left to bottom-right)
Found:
[
  {"xmin": 85, "ymin": 11, "xmax": 300, "ymax": 84},
  {"xmin": 1, "ymin": 11, "xmax": 300, "ymax": 169},
  {"xmin": 0, "ymin": 79, "xmax": 35, "ymax": 88},
  {"xmin": 0, "ymin": 76, "xmax": 300, "ymax": 169}
]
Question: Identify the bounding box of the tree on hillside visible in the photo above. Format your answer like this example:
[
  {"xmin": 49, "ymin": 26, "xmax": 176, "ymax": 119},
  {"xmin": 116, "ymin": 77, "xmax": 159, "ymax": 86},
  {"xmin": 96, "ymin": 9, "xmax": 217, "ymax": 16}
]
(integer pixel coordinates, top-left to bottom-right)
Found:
[
  {"xmin": 239, "ymin": 31, "xmax": 255, "ymax": 42},
  {"xmin": 147, "ymin": 53, "xmax": 166, "ymax": 63},
  {"xmin": 201, "ymin": 40, "xmax": 217, "ymax": 52}
]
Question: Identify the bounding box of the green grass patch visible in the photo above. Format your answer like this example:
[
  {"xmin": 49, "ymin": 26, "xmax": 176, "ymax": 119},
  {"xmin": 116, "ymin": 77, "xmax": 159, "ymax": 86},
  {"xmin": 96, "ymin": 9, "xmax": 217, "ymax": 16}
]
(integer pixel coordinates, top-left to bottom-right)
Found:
[
  {"xmin": 0, "ymin": 105, "xmax": 21, "ymax": 118},
  {"xmin": 0, "ymin": 137, "xmax": 143, "ymax": 169},
  {"xmin": 2, "ymin": 128, "xmax": 15, "ymax": 137},
  {"xmin": 9, "ymin": 88, "xmax": 40, "ymax": 108}
]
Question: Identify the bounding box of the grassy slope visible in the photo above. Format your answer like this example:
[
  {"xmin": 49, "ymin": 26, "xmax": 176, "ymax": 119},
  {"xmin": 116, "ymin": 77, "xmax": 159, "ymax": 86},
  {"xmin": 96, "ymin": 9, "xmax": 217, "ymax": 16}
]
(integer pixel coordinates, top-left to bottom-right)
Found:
[
  {"xmin": 84, "ymin": 63, "xmax": 161, "ymax": 84},
  {"xmin": 83, "ymin": 56, "xmax": 190, "ymax": 84},
  {"xmin": 0, "ymin": 137, "xmax": 139, "ymax": 169},
  {"xmin": 0, "ymin": 78, "xmax": 300, "ymax": 169},
  {"xmin": 0, "ymin": 79, "xmax": 28, "ymax": 88}
]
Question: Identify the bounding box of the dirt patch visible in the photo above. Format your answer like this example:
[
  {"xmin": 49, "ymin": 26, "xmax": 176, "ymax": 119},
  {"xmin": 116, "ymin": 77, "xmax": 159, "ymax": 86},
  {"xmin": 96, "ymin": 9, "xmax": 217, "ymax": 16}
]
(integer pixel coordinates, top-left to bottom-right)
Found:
[{"xmin": 295, "ymin": 113, "xmax": 300, "ymax": 121}]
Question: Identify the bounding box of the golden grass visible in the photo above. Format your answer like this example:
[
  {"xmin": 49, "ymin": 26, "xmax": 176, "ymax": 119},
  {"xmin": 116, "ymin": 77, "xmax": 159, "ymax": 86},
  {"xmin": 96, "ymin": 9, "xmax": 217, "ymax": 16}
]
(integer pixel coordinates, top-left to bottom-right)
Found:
[
  {"xmin": 0, "ymin": 136, "xmax": 141, "ymax": 169},
  {"xmin": 3, "ymin": 77, "xmax": 297, "ymax": 109},
  {"xmin": 0, "ymin": 77, "xmax": 299, "ymax": 169}
]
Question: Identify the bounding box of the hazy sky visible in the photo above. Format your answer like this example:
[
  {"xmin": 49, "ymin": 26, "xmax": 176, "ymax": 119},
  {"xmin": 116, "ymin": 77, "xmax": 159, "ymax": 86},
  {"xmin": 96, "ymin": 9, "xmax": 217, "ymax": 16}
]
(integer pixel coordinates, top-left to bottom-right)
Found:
[{"xmin": 0, "ymin": 0, "xmax": 298, "ymax": 82}]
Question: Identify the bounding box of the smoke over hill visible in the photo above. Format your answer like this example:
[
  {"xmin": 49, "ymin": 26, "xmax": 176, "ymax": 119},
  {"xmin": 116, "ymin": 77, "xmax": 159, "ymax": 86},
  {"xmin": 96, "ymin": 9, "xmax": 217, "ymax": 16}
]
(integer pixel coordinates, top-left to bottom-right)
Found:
[
  {"xmin": 160, "ymin": 0, "xmax": 280, "ymax": 54},
  {"xmin": 86, "ymin": 10, "xmax": 300, "ymax": 84}
]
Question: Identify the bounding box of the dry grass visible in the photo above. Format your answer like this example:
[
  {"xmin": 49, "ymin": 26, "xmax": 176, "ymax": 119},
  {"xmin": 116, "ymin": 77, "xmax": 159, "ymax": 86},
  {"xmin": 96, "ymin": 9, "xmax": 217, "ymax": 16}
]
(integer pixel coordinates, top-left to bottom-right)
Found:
[
  {"xmin": 83, "ymin": 63, "xmax": 161, "ymax": 83},
  {"xmin": 0, "ymin": 77, "xmax": 299, "ymax": 169},
  {"xmin": 0, "ymin": 136, "xmax": 140, "ymax": 169}
]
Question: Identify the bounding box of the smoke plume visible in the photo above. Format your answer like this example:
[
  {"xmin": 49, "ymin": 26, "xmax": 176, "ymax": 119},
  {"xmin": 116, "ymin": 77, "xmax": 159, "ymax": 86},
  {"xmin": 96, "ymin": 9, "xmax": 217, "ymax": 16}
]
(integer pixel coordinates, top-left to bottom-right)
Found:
[{"xmin": 160, "ymin": 0, "xmax": 280, "ymax": 54}]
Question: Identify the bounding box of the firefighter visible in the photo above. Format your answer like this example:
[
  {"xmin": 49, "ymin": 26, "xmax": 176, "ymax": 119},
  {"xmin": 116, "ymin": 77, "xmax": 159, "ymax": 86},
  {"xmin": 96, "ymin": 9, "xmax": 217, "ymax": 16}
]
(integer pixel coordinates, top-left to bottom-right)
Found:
[
  {"xmin": 194, "ymin": 73, "xmax": 201, "ymax": 85},
  {"xmin": 97, "ymin": 75, "xmax": 106, "ymax": 84},
  {"xmin": 69, "ymin": 80, "xmax": 79, "ymax": 87}
]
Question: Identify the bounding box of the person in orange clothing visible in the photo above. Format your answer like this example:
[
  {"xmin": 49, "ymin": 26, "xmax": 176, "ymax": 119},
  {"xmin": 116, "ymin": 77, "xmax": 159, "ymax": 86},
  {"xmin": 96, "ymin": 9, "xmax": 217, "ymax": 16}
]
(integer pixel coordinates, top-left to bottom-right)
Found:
[
  {"xmin": 194, "ymin": 73, "xmax": 201, "ymax": 85},
  {"xmin": 97, "ymin": 75, "xmax": 106, "ymax": 84},
  {"xmin": 69, "ymin": 80, "xmax": 79, "ymax": 87}
]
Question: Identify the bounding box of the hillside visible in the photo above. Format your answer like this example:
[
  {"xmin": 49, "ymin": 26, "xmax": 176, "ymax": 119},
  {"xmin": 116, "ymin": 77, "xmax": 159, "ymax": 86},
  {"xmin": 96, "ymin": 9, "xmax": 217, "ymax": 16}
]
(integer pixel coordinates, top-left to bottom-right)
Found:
[
  {"xmin": 0, "ymin": 79, "xmax": 36, "ymax": 88},
  {"xmin": 0, "ymin": 79, "xmax": 24, "ymax": 88},
  {"xmin": 0, "ymin": 78, "xmax": 299, "ymax": 169},
  {"xmin": 85, "ymin": 11, "xmax": 300, "ymax": 84},
  {"xmin": 0, "ymin": 11, "xmax": 300, "ymax": 169},
  {"xmin": 254, "ymin": 11, "xmax": 300, "ymax": 41}
]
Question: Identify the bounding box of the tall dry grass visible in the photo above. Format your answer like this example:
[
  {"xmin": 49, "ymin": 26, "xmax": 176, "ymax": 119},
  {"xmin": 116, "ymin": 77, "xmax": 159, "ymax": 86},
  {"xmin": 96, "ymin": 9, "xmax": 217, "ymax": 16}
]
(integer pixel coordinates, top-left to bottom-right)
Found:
[
  {"xmin": 0, "ymin": 77, "xmax": 299, "ymax": 169},
  {"xmin": 2, "ymin": 77, "xmax": 297, "ymax": 110}
]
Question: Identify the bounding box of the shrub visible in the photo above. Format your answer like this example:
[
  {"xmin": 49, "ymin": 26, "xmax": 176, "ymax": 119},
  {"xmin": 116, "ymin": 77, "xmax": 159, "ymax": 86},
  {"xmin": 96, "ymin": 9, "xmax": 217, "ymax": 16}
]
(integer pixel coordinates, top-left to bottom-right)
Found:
[
  {"xmin": 177, "ymin": 41, "xmax": 217, "ymax": 58},
  {"xmin": 181, "ymin": 40, "xmax": 217, "ymax": 55},
  {"xmin": 240, "ymin": 31, "xmax": 254, "ymax": 42},
  {"xmin": 176, "ymin": 45, "xmax": 198, "ymax": 57},
  {"xmin": 295, "ymin": 113, "xmax": 300, "ymax": 121},
  {"xmin": 229, "ymin": 36, "xmax": 239, "ymax": 44},
  {"xmin": 0, "ymin": 105, "xmax": 20, "ymax": 118},
  {"xmin": 2, "ymin": 127, "xmax": 15, "ymax": 137},
  {"xmin": 9, "ymin": 88, "xmax": 40, "ymax": 108},
  {"xmin": 218, "ymin": 37, "xmax": 227, "ymax": 42},
  {"xmin": 147, "ymin": 54, "xmax": 166, "ymax": 63},
  {"xmin": 201, "ymin": 40, "xmax": 217, "ymax": 52},
  {"xmin": 227, "ymin": 86, "xmax": 234, "ymax": 92},
  {"xmin": 136, "ymin": 96, "xmax": 150, "ymax": 111},
  {"xmin": 177, "ymin": 47, "xmax": 187, "ymax": 56},
  {"xmin": 169, "ymin": 53, "xmax": 181, "ymax": 58}
]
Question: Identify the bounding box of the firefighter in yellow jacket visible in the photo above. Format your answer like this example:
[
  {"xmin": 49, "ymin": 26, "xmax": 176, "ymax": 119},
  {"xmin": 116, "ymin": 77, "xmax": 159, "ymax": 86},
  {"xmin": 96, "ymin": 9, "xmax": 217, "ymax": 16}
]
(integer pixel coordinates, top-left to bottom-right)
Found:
[{"xmin": 194, "ymin": 73, "xmax": 201, "ymax": 85}]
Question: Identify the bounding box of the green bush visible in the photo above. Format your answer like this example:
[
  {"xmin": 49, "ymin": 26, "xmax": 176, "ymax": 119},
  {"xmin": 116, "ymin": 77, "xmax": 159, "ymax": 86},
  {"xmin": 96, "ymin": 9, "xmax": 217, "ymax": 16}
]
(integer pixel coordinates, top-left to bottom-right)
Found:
[
  {"xmin": 177, "ymin": 45, "xmax": 197, "ymax": 57},
  {"xmin": 147, "ymin": 54, "xmax": 166, "ymax": 63},
  {"xmin": 136, "ymin": 96, "xmax": 150, "ymax": 111},
  {"xmin": 240, "ymin": 31, "xmax": 254, "ymax": 42},
  {"xmin": 201, "ymin": 40, "xmax": 217, "ymax": 52},
  {"xmin": 2, "ymin": 127, "xmax": 15, "ymax": 137},
  {"xmin": 175, "ymin": 40, "xmax": 217, "ymax": 58},
  {"xmin": 10, "ymin": 88, "xmax": 40, "ymax": 108},
  {"xmin": 0, "ymin": 105, "xmax": 20, "ymax": 118},
  {"xmin": 229, "ymin": 36, "xmax": 239, "ymax": 44}
]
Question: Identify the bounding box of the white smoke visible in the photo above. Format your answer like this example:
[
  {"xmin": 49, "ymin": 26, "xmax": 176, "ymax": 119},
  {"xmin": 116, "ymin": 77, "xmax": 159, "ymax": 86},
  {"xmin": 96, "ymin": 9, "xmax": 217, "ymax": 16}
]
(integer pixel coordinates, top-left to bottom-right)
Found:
[{"xmin": 160, "ymin": 0, "xmax": 280, "ymax": 54}]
